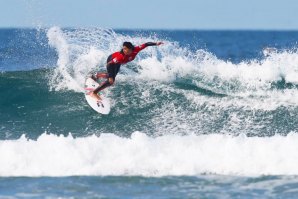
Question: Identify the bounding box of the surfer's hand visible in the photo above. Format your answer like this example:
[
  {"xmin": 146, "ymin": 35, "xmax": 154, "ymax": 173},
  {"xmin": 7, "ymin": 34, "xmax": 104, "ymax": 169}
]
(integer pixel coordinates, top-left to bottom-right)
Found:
[{"xmin": 156, "ymin": 42, "xmax": 164, "ymax": 46}]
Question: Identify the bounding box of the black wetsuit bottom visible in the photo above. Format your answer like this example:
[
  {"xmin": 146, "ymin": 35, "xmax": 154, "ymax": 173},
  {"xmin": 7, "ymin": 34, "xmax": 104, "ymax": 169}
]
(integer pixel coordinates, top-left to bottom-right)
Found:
[
  {"xmin": 93, "ymin": 55, "xmax": 121, "ymax": 94},
  {"xmin": 106, "ymin": 55, "xmax": 121, "ymax": 81}
]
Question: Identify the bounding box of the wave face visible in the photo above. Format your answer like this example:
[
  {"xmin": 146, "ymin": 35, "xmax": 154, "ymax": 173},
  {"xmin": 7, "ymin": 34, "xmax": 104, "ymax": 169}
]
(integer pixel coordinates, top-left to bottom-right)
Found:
[{"xmin": 1, "ymin": 28, "xmax": 298, "ymax": 176}]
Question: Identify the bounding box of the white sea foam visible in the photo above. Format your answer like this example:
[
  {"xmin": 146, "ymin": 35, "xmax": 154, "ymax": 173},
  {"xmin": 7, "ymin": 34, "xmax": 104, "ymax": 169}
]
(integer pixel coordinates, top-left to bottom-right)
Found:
[
  {"xmin": 1, "ymin": 132, "xmax": 298, "ymax": 177},
  {"xmin": 46, "ymin": 27, "xmax": 298, "ymax": 109},
  {"xmin": 47, "ymin": 27, "xmax": 107, "ymax": 92}
]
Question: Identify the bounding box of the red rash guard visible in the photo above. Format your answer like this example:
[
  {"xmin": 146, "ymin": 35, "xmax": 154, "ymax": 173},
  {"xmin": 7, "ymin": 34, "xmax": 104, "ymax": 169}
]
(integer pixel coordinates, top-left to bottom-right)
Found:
[{"xmin": 109, "ymin": 43, "xmax": 155, "ymax": 65}]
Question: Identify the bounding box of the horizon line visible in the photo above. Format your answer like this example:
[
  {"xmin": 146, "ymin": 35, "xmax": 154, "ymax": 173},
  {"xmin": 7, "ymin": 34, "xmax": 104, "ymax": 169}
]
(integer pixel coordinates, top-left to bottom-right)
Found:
[{"xmin": 1, "ymin": 26, "xmax": 298, "ymax": 31}]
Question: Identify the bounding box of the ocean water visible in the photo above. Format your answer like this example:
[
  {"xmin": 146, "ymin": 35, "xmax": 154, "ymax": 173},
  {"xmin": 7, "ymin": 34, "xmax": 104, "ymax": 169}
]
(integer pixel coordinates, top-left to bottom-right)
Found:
[{"xmin": 1, "ymin": 27, "xmax": 298, "ymax": 198}]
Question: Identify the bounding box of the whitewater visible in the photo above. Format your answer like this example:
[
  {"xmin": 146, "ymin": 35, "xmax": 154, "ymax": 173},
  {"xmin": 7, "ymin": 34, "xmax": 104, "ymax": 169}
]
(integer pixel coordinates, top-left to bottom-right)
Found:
[{"xmin": 1, "ymin": 132, "xmax": 298, "ymax": 177}]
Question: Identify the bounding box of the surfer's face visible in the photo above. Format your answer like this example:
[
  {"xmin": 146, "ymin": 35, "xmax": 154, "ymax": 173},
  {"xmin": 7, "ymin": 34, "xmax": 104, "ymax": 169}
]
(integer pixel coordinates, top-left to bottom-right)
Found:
[{"xmin": 123, "ymin": 46, "xmax": 132, "ymax": 55}]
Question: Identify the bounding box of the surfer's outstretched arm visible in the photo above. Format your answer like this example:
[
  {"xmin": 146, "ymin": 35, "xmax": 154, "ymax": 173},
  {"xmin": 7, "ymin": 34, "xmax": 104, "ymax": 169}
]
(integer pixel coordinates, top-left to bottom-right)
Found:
[
  {"xmin": 135, "ymin": 42, "xmax": 164, "ymax": 52},
  {"xmin": 144, "ymin": 42, "xmax": 163, "ymax": 46}
]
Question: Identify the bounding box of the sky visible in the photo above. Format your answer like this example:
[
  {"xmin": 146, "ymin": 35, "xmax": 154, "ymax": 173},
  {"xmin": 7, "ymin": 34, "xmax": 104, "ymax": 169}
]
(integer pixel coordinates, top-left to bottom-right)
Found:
[{"xmin": 1, "ymin": 0, "xmax": 298, "ymax": 30}]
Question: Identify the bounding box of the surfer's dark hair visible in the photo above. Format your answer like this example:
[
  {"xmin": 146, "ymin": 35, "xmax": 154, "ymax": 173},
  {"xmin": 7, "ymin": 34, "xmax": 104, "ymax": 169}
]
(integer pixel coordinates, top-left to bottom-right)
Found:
[{"xmin": 123, "ymin": 42, "xmax": 134, "ymax": 50}]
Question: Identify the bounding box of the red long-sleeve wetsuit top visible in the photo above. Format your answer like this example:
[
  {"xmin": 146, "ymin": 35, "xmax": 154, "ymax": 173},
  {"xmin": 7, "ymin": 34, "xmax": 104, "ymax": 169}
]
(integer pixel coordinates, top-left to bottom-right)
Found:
[
  {"xmin": 109, "ymin": 42, "xmax": 157, "ymax": 65},
  {"xmin": 92, "ymin": 42, "xmax": 158, "ymax": 94}
]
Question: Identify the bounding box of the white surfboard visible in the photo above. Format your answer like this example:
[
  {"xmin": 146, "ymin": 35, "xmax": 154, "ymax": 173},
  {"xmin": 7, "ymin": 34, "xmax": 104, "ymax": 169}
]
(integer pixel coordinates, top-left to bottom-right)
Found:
[{"xmin": 84, "ymin": 77, "xmax": 111, "ymax": 114}]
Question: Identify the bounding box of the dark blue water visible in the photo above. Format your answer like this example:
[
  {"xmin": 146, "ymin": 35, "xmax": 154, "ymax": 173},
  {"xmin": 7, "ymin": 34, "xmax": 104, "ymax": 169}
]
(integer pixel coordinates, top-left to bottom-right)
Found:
[
  {"xmin": 1, "ymin": 28, "xmax": 298, "ymax": 198},
  {"xmin": 0, "ymin": 28, "xmax": 56, "ymax": 71}
]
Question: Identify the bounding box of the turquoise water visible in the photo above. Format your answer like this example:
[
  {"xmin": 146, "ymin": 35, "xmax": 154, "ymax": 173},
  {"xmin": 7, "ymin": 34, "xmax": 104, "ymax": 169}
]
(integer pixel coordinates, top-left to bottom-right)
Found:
[{"xmin": 1, "ymin": 28, "xmax": 298, "ymax": 198}]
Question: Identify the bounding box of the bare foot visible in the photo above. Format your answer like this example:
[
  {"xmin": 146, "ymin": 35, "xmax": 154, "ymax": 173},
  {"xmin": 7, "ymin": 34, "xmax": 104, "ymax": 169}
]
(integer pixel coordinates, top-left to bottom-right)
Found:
[
  {"xmin": 89, "ymin": 91, "xmax": 102, "ymax": 101},
  {"xmin": 90, "ymin": 74, "xmax": 98, "ymax": 82}
]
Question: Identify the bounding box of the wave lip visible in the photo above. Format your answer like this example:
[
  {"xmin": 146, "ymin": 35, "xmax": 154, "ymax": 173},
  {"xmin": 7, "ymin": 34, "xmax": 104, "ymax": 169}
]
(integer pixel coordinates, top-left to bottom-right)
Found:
[
  {"xmin": 46, "ymin": 27, "xmax": 298, "ymax": 108},
  {"xmin": 1, "ymin": 132, "xmax": 298, "ymax": 177}
]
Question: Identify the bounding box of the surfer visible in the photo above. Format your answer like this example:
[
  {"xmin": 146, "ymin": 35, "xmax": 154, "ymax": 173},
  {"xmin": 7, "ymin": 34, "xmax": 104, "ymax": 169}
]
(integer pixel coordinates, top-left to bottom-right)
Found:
[{"xmin": 89, "ymin": 41, "xmax": 163, "ymax": 101}]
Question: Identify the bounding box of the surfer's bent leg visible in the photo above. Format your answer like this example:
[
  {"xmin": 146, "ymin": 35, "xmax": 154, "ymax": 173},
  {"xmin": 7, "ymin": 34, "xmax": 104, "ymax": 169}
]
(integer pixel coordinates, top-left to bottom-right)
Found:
[
  {"xmin": 93, "ymin": 78, "xmax": 114, "ymax": 94},
  {"xmin": 93, "ymin": 62, "xmax": 120, "ymax": 94},
  {"xmin": 93, "ymin": 55, "xmax": 114, "ymax": 80}
]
